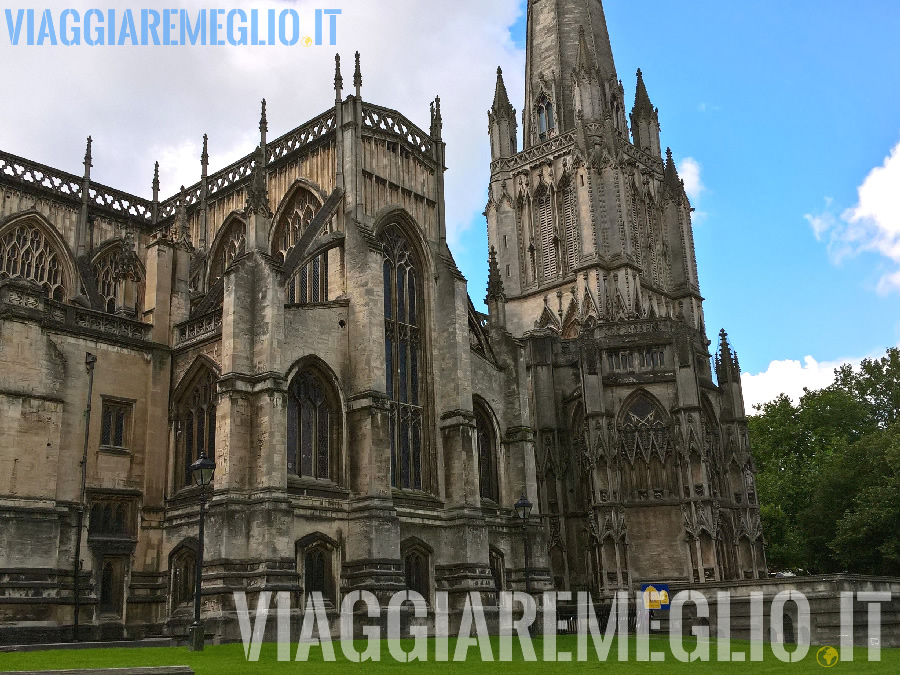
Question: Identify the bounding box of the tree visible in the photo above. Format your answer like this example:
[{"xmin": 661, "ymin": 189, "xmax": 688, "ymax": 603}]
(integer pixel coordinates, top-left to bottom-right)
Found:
[{"xmin": 750, "ymin": 348, "xmax": 899, "ymax": 575}]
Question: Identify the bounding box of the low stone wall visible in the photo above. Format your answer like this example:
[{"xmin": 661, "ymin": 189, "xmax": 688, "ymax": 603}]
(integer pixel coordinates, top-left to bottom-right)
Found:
[{"xmin": 665, "ymin": 574, "xmax": 900, "ymax": 647}]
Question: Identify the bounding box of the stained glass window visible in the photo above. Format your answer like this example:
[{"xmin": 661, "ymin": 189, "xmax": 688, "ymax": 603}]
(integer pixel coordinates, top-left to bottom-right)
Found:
[{"xmin": 382, "ymin": 226, "xmax": 423, "ymax": 490}]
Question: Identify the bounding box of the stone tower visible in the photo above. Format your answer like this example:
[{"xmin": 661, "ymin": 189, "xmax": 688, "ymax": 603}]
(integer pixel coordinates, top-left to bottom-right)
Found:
[{"xmin": 485, "ymin": 0, "xmax": 766, "ymax": 593}]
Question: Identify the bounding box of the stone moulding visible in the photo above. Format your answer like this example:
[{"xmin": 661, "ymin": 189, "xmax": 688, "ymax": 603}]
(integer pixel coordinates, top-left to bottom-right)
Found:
[
  {"xmin": 0, "ymin": 278, "xmax": 154, "ymax": 344},
  {"xmin": 173, "ymin": 308, "xmax": 222, "ymax": 348}
]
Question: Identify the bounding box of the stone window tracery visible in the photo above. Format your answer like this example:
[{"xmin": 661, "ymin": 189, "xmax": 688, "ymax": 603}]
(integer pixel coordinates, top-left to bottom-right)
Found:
[
  {"xmin": 287, "ymin": 369, "xmax": 339, "ymax": 481},
  {"xmin": 209, "ymin": 219, "xmax": 246, "ymax": 286},
  {"xmin": 475, "ymin": 404, "xmax": 498, "ymax": 503},
  {"xmin": 91, "ymin": 239, "xmax": 144, "ymax": 317},
  {"xmin": 273, "ymin": 188, "xmax": 329, "ymax": 305},
  {"xmin": 176, "ymin": 368, "xmax": 217, "ymax": 488},
  {"xmin": 0, "ymin": 221, "xmax": 67, "ymax": 300},
  {"xmin": 382, "ymin": 226, "xmax": 424, "ymax": 491}
]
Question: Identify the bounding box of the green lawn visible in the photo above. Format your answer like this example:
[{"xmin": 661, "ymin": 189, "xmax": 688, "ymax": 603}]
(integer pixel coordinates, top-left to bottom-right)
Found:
[{"xmin": 1, "ymin": 636, "xmax": 897, "ymax": 673}]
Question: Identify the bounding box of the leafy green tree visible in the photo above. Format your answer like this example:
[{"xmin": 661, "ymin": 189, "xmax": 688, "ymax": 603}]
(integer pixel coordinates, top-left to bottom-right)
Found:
[{"xmin": 749, "ymin": 348, "xmax": 900, "ymax": 575}]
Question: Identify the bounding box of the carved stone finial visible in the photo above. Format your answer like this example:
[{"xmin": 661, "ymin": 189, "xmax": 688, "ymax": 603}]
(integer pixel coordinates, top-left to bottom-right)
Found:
[
  {"xmin": 83, "ymin": 136, "xmax": 93, "ymax": 175},
  {"xmin": 245, "ymin": 145, "xmax": 272, "ymax": 217},
  {"xmin": 334, "ymin": 54, "xmax": 343, "ymax": 97},
  {"xmin": 151, "ymin": 161, "xmax": 160, "ymax": 202},
  {"xmin": 430, "ymin": 95, "xmax": 443, "ymax": 139},
  {"xmin": 485, "ymin": 246, "xmax": 505, "ymax": 304},
  {"xmin": 353, "ymin": 51, "xmax": 362, "ymax": 97},
  {"xmin": 113, "ymin": 223, "xmax": 140, "ymax": 281},
  {"xmin": 201, "ymin": 134, "xmax": 209, "ymax": 168},
  {"xmin": 259, "ymin": 99, "xmax": 267, "ymax": 134}
]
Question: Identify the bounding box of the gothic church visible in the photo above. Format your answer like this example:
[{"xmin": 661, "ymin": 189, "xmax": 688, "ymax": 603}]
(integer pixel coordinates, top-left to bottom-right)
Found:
[{"xmin": 0, "ymin": 0, "xmax": 765, "ymax": 642}]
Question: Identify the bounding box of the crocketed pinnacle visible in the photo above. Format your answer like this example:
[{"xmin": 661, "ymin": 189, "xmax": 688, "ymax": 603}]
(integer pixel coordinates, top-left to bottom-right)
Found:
[
  {"xmin": 632, "ymin": 68, "xmax": 655, "ymax": 119},
  {"xmin": 664, "ymin": 147, "xmax": 680, "ymax": 190},
  {"xmin": 485, "ymin": 246, "xmax": 506, "ymax": 303},
  {"xmin": 492, "ymin": 67, "xmax": 515, "ymax": 120}
]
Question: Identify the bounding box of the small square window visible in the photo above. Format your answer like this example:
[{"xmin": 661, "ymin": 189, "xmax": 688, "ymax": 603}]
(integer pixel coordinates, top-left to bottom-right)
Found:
[{"xmin": 100, "ymin": 400, "xmax": 132, "ymax": 450}]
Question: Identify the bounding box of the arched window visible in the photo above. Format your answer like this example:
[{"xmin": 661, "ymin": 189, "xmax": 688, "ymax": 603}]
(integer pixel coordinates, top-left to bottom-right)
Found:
[
  {"xmin": 537, "ymin": 98, "xmax": 555, "ymax": 142},
  {"xmin": 489, "ymin": 548, "xmax": 505, "ymax": 593},
  {"xmin": 287, "ymin": 369, "xmax": 339, "ymax": 481},
  {"xmin": 403, "ymin": 548, "xmax": 430, "ymax": 600},
  {"xmin": 0, "ymin": 220, "xmax": 68, "ymax": 300},
  {"xmin": 91, "ymin": 240, "xmax": 144, "ymax": 317},
  {"xmin": 176, "ymin": 366, "xmax": 217, "ymax": 488},
  {"xmin": 297, "ymin": 534, "xmax": 338, "ymax": 606},
  {"xmin": 170, "ymin": 546, "xmax": 197, "ymax": 609},
  {"xmin": 382, "ymin": 225, "xmax": 424, "ymax": 490},
  {"xmin": 475, "ymin": 404, "xmax": 498, "ymax": 503},
  {"xmin": 101, "ymin": 562, "xmax": 113, "ymax": 602},
  {"xmin": 273, "ymin": 187, "xmax": 329, "ymax": 305},
  {"xmin": 208, "ymin": 218, "xmax": 246, "ymax": 287}
]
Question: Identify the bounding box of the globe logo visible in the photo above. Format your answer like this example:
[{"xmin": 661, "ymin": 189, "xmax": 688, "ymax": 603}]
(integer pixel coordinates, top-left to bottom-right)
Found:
[
  {"xmin": 816, "ymin": 646, "xmax": 839, "ymax": 667},
  {"xmin": 301, "ymin": 36, "xmax": 313, "ymax": 48}
]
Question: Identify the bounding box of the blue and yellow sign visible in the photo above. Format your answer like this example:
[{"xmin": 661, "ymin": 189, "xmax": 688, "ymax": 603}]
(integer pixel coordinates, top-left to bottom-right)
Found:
[{"xmin": 641, "ymin": 583, "xmax": 671, "ymax": 610}]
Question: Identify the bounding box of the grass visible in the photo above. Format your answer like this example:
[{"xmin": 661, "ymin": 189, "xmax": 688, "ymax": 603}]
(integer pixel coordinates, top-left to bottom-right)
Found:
[{"xmin": 2, "ymin": 636, "xmax": 898, "ymax": 673}]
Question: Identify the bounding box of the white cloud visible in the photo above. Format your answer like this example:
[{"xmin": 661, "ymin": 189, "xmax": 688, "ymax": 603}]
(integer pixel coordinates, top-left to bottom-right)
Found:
[
  {"xmin": 741, "ymin": 356, "xmax": 846, "ymax": 412},
  {"xmin": 740, "ymin": 347, "xmax": 896, "ymax": 412},
  {"xmin": 0, "ymin": 0, "xmax": 525, "ymax": 249},
  {"xmin": 677, "ymin": 156, "xmax": 704, "ymax": 203},
  {"xmin": 806, "ymin": 139, "xmax": 900, "ymax": 292}
]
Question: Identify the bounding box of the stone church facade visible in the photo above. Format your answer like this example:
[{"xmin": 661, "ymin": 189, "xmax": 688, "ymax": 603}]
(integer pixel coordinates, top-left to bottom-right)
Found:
[{"xmin": 0, "ymin": 0, "xmax": 764, "ymax": 643}]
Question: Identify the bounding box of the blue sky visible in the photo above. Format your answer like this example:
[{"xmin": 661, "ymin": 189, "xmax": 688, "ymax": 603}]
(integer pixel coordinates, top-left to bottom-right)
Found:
[
  {"xmin": 2, "ymin": 0, "xmax": 898, "ymax": 408},
  {"xmin": 450, "ymin": 0, "xmax": 900, "ymax": 406}
]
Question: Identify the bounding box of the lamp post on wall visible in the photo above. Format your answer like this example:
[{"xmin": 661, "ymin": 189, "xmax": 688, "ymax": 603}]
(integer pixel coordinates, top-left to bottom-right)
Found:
[
  {"xmin": 189, "ymin": 451, "xmax": 215, "ymax": 652},
  {"xmin": 514, "ymin": 493, "xmax": 533, "ymax": 594}
]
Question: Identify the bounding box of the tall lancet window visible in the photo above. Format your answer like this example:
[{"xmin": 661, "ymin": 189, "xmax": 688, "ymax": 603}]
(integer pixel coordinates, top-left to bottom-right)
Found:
[
  {"xmin": 537, "ymin": 98, "xmax": 555, "ymax": 142},
  {"xmin": 176, "ymin": 367, "xmax": 217, "ymax": 488},
  {"xmin": 537, "ymin": 189, "xmax": 556, "ymax": 279},
  {"xmin": 382, "ymin": 226, "xmax": 424, "ymax": 490},
  {"xmin": 563, "ymin": 182, "xmax": 579, "ymax": 272},
  {"xmin": 287, "ymin": 369, "xmax": 338, "ymax": 481}
]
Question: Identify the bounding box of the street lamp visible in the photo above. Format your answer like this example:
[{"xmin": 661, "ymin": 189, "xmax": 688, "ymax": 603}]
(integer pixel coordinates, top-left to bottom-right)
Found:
[
  {"xmin": 189, "ymin": 451, "xmax": 215, "ymax": 652},
  {"xmin": 514, "ymin": 493, "xmax": 533, "ymax": 593}
]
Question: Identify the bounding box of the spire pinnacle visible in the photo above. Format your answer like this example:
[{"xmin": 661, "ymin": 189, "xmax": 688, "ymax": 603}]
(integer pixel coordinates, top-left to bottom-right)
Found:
[
  {"xmin": 491, "ymin": 66, "xmax": 515, "ymax": 119},
  {"xmin": 486, "ymin": 246, "xmax": 506, "ymax": 304},
  {"xmin": 664, "ymin": 147, "xmax": 681, "ymax": 189},
  {"xmin": 83, "ymin": 136, "xmax": 92, "ymax": 177},
  {"xmin": 632, "ymin": 68, "xmax": 655, "ymax": 119},
  {"xmin": 152, "ymin": 162, "xmax": 159, "ymax": 200},
  {"xmin": 259, "ymin": 99, "xmax": 267, "ymax": 133},
  {"xmin": 201, "ymin": 133, "xmax": 209, "ymax": 169},
  {"xmin": 353, "ymin": 51, "xmax": 362, "ymax": 98},
  {"xmin": 430, "ymin": 96, "xmax": 443, "ymax": 139},
  {"xmin": 334, "ymin": 54, "xmax": 343, "ymax": 99},
  {"xmin": 715, "ymin": 329, "xmax": 741, "ymax": 383},
  {"xmin": 575, "ymin": 25, "xmax": 593, "ymax": 75}
]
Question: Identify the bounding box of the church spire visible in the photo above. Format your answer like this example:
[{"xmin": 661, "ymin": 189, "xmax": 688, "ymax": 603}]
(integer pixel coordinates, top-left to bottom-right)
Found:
[{"xmin": 524, "ymin": 0, "xmax": 618, "ymax": 148}]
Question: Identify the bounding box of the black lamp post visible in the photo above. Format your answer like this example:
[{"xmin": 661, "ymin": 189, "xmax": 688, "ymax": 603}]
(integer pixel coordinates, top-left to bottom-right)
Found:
[
  {"xmin": 514, "ymin": 493, "xmax": 533, "ymax": 593},
  {"xmin": 189, "ymin": 451, "xmax": 215, "ymax": 652}
]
